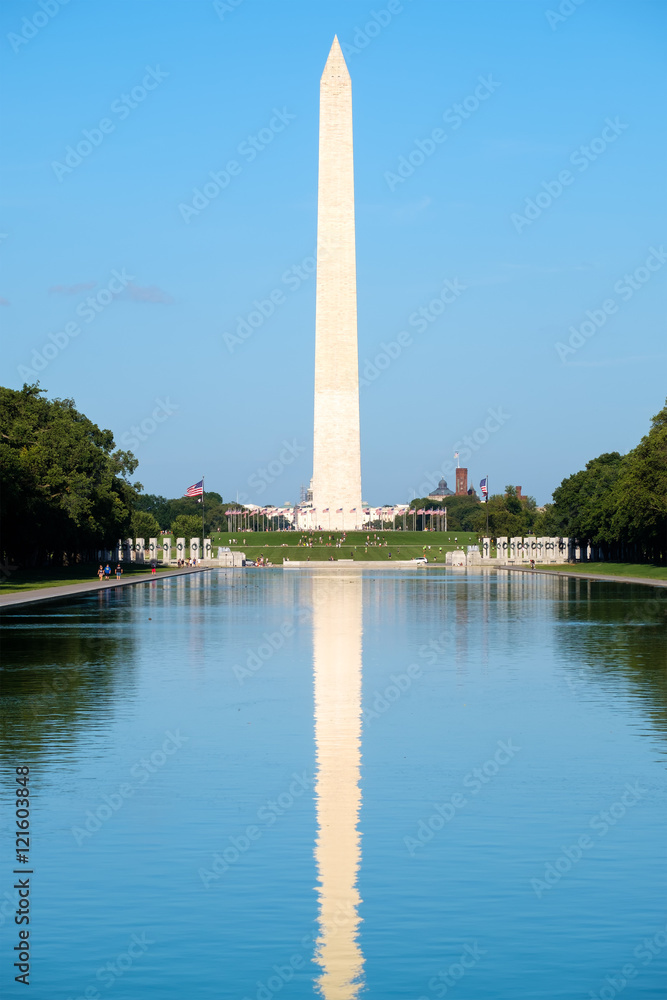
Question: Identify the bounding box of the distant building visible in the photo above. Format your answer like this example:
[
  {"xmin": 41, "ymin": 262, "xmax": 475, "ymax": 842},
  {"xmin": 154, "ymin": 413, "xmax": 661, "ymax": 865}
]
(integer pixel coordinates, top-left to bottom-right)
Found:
[
  {"xmin": 428, "ymin": 478, "xmax": 454, "ymax": 499},
  {"xmin": 455, "ymin": 468, "xmax": 468, "ymax": 495}
]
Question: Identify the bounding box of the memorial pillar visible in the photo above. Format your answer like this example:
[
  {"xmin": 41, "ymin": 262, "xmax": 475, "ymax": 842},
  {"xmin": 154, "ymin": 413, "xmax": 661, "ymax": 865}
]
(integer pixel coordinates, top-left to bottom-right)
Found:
[
  {"xmin": 496, "ymin": 537, "xmax": 508, "ymax": 564},
  {"xmin": 204, "ymin": 538, "xmax": 212, "ymax": 561},
  {"xmin": 135, "ymin": 538, "xmax": 145, "ymax": 563},
  {"xmin": 190, "ymin": 537, "xmax": 200, "ymax": 563},
  {"xmin": 162, "ymin": 538, "xmax": 172, "ymax": 564},
  {"xmin": 176, "ymin": 537, "xmax": 185, "ymax": 563}
]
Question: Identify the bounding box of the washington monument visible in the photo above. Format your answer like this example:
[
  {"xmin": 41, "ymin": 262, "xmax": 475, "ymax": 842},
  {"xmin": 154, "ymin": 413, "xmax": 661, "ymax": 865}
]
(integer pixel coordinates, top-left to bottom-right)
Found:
[{"xmin": 311, "ymin": 37, "xmax": 363, "ymax": 531}]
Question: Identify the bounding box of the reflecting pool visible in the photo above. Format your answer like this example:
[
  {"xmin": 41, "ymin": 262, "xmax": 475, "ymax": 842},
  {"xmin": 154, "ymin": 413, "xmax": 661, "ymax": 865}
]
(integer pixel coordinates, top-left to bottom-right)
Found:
[{"xmin": 0, "ymin": 568, "xmax": 665, "ymax": 997}]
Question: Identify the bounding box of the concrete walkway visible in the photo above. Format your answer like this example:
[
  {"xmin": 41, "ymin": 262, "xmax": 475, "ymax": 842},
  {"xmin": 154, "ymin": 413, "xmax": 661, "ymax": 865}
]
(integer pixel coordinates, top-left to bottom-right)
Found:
[
  {"xmin": 497, "ymin": 565, "xmax": 667, "ymax": 589},
  {"xmin": 0, "ymin": 567, "xmax": 209, "ymax": 610}
]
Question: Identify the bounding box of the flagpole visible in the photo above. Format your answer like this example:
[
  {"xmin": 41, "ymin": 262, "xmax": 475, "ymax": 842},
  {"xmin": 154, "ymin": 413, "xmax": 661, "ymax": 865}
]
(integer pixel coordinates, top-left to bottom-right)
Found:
[
  {"xmin": 485, "ymin": 474, "xmax": 489, "ymax": 533},
  {"xmin": 202, "ymin": 475, "xmax": 205, "ymax": 556}
]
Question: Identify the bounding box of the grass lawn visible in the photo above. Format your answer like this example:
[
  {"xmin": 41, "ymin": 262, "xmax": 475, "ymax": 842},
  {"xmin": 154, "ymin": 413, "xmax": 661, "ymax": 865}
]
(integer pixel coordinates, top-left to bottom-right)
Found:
[
  {"xmin": 544, "ymin": 563, "xmax": 667, "ymax": 581},
  {"xmin": 208, "ymin": 530, "xmax": 480, "ymax": 564},
  {"xmin": 0, "ymin": 563, "xmax": 172, "ymax": 594}
]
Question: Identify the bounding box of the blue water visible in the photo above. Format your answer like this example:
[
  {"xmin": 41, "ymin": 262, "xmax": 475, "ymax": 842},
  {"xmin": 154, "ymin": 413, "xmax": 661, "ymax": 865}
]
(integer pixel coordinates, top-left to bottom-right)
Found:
[{"xmin": 0, "ymin": 568, "xmax": 665, "ymax": 998}]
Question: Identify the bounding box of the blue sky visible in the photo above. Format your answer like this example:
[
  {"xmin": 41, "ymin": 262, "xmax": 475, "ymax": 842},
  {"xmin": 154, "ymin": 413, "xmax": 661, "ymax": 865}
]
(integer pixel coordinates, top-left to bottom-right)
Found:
[{"xmin": 1, "ymin": 0, "xmax": 665, "ymax": 505}]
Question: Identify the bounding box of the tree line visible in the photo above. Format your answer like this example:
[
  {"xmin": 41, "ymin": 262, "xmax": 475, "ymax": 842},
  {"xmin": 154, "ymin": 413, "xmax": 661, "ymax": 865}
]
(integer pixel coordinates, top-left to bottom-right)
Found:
[{"xmin": 2, "ymin": 385, "xmax": 665, "ymax": 567}]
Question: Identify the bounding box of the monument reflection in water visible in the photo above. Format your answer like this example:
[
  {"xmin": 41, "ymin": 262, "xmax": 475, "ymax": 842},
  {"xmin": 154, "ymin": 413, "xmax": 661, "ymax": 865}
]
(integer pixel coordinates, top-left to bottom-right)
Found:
[{"xmin": 312, "ymin": 573, "xmax": 364, "ymax": 999}]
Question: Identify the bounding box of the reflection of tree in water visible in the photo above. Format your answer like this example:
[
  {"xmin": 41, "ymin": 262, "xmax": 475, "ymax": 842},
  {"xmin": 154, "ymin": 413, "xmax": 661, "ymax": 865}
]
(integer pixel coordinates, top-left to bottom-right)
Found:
[
  {"xmin": 0, "ymin": 591, "xmax": 137, "ymax": 766},
  {"xmin": 553, "ymin": 577, "xmax": 667, "ymax": 739}
]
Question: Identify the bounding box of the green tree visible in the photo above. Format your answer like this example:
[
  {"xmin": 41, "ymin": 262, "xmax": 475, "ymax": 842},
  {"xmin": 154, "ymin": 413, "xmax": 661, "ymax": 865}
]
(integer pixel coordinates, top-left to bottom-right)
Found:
[
  {"xmin": 130, "ymin": 510, "xmax": 161, "ymax": 539},
  {"xmin": 170, "ymin": 514, "xmax": 203, "ymax": 540},
  {"xmin": 134, "ymin": 494, "xmax": 172, "ymax": 529},
  {"xmin": 0, "ymin": 383, "xmax": 138, "ymax": 566},
  {"xmin": 546, "ymin": 398, "xmax": 667, "ymax": 563},
  {"xmin": 613, "ymin": 402, "xmax": 667, "ymax": 560}
]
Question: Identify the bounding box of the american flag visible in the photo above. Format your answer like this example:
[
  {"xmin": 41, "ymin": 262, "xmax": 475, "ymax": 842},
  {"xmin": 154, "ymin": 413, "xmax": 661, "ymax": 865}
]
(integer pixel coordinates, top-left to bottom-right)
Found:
[
  {"xmin": 185, "ymin": 480, "xmax": 204, "ymax": 497},
  {"xmin": 480, "ymin": 477, "xmax": 488, "ymax": 497}
]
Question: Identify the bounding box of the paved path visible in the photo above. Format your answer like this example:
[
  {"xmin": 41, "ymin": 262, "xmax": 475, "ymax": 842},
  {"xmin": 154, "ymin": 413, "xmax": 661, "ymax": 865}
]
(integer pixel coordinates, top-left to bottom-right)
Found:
[
  {"xmin": 497, "ymin": 565, "xmax": 667, "ymax": 588},
  {"xmin": 0, "ymin": 568, "xmax": 209, "ymax": 610}
]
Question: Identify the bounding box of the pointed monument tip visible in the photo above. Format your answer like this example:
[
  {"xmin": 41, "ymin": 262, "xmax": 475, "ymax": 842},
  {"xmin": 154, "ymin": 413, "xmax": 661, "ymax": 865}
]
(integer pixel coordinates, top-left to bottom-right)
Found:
[{"xmin": 322, "ymin": 34, "xmax": 349, "ymax": 78}]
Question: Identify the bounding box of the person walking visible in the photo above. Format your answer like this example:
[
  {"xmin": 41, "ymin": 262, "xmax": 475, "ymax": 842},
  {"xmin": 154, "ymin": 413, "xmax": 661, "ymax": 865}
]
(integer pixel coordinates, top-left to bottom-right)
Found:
[
  {"xmin": 97, "ymin": 565, "xmax": 104, "ymax": 581},
  {"xmin": 115, "ymin": 564, "xmax": 122, "ymax": 581},
  {"xmin": 104, "ymin": 563, "xmax": 111, "ymax": 582}
]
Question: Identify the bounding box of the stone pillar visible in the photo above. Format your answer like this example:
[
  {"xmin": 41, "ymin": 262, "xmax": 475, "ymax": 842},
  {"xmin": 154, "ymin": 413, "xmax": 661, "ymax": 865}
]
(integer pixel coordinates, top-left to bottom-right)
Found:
[
  {"xmin": 496, "ymin": 537, "xmax": 508, "ymax": 564},
  {"xmin": 536, "ymin": 537, "xmax": 546, "ymax": 563},
  {"xmin": 509, "ymin": 537, "xmax": 521, "ymax": 563},
  {"xmin": 162, "ymin": 538, "xmax": 172, "ymax": 564},
  {"xmin": 148, "ymin": 538, "xmax": 158, "ymax": 563},
  {"xmin": 481, "ymin": 537, "xmax": 491, "ymax": 560},
  {"xmin": 190, "ymin": 537, "xmax": 200, "ymax": 562},
  {"xmin": 135, "ymin": 538, "xmax": 145, "ymax": 563},
  {"xmin": 115, "ymin": 539, "xmax": 123, "ymax": 562},
  {"xmin": 176, "ymin": 537, "xmax": 186, "ymax": 562},
  {"xmin": 204, "ymin": 537, "xmax": 212, "ymax": 561},
  {"xmin": 124, "ymin": 538, "xmax": 132, "ymax": 562}
]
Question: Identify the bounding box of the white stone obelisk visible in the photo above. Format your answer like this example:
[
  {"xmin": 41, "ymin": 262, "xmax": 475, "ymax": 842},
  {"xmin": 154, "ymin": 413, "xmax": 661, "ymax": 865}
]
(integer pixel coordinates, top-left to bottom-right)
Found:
[{"xmin": 312, "ymin": 37, "xmax": 362, "ymax": 532}]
